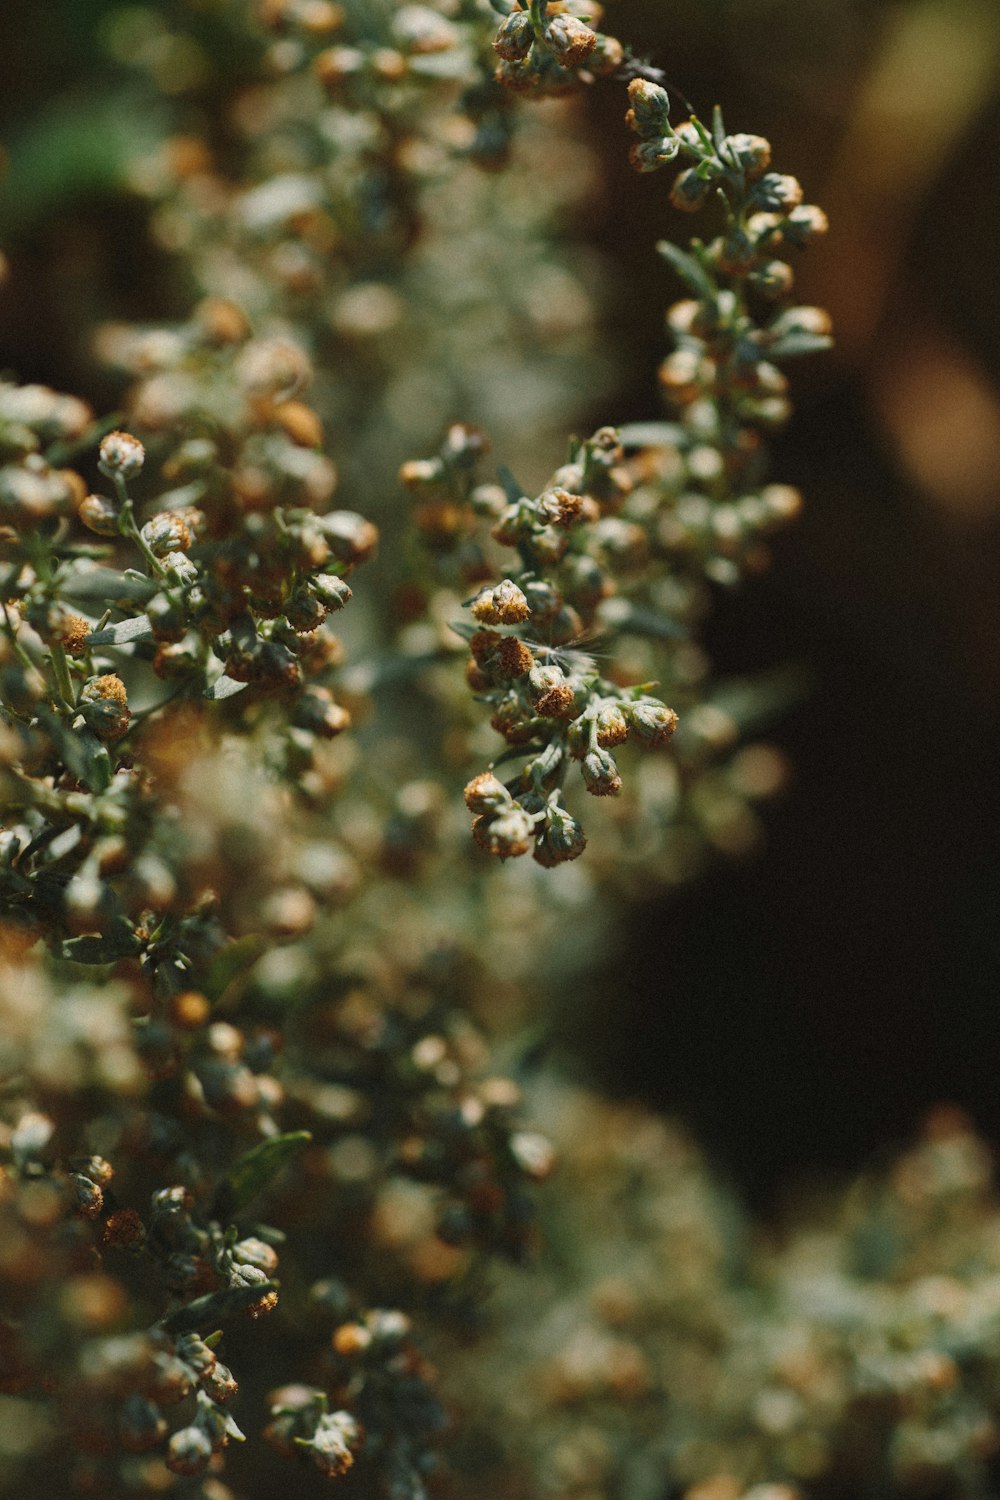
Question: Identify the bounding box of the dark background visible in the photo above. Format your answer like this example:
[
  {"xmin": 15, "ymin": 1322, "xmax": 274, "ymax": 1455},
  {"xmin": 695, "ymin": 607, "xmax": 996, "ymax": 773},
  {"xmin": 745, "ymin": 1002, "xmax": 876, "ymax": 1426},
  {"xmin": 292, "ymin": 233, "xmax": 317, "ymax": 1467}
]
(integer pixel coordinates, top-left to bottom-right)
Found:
[
  {"xmin": 3, "ymin": 0, "xmax": 1000, "ymax": 1213},
  {"xmin": 580, "ymin": 0, "xmax": 1000, "ymax": 1208}
]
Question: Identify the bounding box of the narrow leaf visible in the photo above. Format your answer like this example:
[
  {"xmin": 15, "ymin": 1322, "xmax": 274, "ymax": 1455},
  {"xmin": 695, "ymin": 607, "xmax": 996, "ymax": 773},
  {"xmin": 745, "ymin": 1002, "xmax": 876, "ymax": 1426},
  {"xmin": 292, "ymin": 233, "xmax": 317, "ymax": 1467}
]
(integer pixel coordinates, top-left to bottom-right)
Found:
[
  {"xmin": 60, "ymin": 568, "xmax": 156, "ymax": 606},
  {"xmin": 87, "ymin": 616, "xmax": 154, "ymax": 647},
  {"xmin": 214, "ymin": 1132, "xmax": 312, "ymax": 1220},
  {"xmin": 161, "ymin": 1281, "xmax": 279, "ymax": 1334},
  {"xmin": 656, "ymin": 240, "xmax": 716, "ymax": 301},
  {"xmin": 496, "ymin": 465, "xmax": 525, "ymax": 506}
]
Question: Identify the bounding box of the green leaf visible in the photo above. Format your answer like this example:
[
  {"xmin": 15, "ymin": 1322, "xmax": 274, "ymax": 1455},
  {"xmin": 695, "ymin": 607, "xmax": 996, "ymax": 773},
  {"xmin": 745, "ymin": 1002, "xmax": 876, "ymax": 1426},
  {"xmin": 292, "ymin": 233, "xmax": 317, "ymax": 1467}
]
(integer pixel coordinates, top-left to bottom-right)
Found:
[
  {"xmin": 711, "ymin": 104, "xmax": 728, "ymax": 154},
  {"xmin": 62, "ymin": 922, "xmax": 140, "ymax": 965},
  {"xmin": 87, "ymin": 616, "xmax": 154, "ymax": 647},
  {"xmin": 213, "ymin": 1132, "xmax": 312, "ymax": 1220},
  {"xmin": 38, "ymin": 709, "xmax": 112, "ymax": 794},
  {"xmin": 203, "ymin": 933, "xmax": 269, "ymax": 1004},
  {"xmin": 60, "ymin": 567, "xmax": 156, "ymax": 607},
  {"xmin": 161, "ymin": 1281, "xmax": 279, "ymax": 1334},
  {"xmin": 206, "ymin": 674, "xmax": 248, "ymax": 701},
  {"xmin": 496, "ymin": 465, "xmax": 525, "ymax": 506},
  {"xmin": 656, "ymin": 240, "xmax": 716, "ymax": 301}
]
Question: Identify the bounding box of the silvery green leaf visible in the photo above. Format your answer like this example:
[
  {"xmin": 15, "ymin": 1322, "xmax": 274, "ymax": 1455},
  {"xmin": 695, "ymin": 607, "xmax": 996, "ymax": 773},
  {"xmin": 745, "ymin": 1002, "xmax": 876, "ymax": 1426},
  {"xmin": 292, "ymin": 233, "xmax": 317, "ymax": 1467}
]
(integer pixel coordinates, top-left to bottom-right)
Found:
[{"xmin": 87, "ymin": 616, "xmax": 153, "ymax": 646}]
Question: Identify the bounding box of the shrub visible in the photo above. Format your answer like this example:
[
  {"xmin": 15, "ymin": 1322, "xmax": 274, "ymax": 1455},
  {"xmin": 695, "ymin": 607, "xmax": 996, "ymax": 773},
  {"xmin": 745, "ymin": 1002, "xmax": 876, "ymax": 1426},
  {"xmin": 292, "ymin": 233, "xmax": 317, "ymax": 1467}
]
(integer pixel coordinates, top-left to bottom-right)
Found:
[{"xmin": 10, "ymin": 7, "xmax": 986, "ymax": 1500}]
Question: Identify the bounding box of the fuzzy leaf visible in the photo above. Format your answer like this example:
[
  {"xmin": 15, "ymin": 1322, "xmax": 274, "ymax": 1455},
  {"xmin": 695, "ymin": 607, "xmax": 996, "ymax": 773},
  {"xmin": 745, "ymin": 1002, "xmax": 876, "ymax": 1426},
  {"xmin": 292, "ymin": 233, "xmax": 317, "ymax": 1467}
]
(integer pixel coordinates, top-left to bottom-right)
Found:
[
  {"xmin": 87, "ymin": 616, "xmax": 154, "ymax": 646},
  {"xmin": 214, "ymin": 1132, "xmax": 312, "ymax": 1220},
  {"xmin": 60, "ymin": 568, "xmax": 156, "ymax": 606},
  {"xmin": 206, "ymin": 674, "xmax": 248, "ymax": 701}
]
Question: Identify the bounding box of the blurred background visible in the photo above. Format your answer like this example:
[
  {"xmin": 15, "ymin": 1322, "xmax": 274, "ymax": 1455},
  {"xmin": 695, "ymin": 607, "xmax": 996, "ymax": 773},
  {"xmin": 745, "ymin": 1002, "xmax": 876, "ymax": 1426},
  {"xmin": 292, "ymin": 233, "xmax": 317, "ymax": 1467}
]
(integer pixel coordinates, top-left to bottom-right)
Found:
[{"xmin": 2, "ymin": 0, "xmax": 1000, "ymax": 1212}]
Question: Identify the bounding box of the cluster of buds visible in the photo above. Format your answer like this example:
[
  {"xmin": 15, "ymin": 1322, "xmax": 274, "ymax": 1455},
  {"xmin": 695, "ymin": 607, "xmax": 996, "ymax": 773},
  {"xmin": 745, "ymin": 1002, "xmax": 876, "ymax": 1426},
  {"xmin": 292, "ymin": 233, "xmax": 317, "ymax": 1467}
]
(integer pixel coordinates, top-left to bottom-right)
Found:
[
  {"xmin": 264, "ymin": 1384, "xmax": 362, "ymax": 1478},
  {"xmin": 402, "ymin": 423, "xmax": 681, "ymax": 859},
  {"xmin": 88, "ymin": 317, "xmax": 370, "ymax": 742},
  {"xmin": 492, "ymin": 0, "xmax": 624, "ymax": 97}
]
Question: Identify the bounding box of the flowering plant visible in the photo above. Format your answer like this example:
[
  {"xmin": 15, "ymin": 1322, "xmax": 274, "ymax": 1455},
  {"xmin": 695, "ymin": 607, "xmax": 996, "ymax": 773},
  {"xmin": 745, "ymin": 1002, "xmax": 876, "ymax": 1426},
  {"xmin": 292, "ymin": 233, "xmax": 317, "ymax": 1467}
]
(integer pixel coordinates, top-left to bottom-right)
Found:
[{"xmin": 0, "ymin": 6, "xmax": 930, "ymax": 1500}]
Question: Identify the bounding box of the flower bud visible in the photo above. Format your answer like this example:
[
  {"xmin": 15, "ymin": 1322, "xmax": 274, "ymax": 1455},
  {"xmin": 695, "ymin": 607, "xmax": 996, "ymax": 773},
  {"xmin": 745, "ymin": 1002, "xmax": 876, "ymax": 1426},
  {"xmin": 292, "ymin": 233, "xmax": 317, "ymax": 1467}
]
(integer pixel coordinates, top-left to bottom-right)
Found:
[
  {"xmin": 747, "ymin": 260, "xmax": 795, "ymax": 300},
  {"xmin": 79, "ymin": 492, "xmax": 120, "ymax": 535},
  {"xmin": 670, "ymin": 167, "xmax": 714, "ymax": 211},
  {"xmin": 628, "ymin": 699, "xmax": 679, "ymax": 748},
  {"xmin": 98, "ymin": 430, "xmax": 145, "ymax": 480},
  {"xmin": 533, "ymin": 808, "xmax": 587, "ymax": 866},
  {"xmin": 544, "ymin": 14, "xmax": 596, "ymax": 65},
  {"xmin": 203, "ymin": 1361, "xmax": 239, "ymax": 1405},
  {"xmin": 625, "ymin": 79, "xmax": 671, "ymax": 136},
  {"xmin": 581, "ymin": 747, "xmax": 622, "ymax": 796},
  {"xmin": 472, "ymin": 804, "xmax": 535, "ymax": 858},
  {"xmin": 233, "ymin": 1237, "xmax": 280, "ymax": 1274},
  {"xmin": 147, "ymin": 592, "xmax": 187, "ymax": 642},
  {"xmin": 750, "ymin": 172, "xmax": 803, "ymax": 213},
  {"xmin": 589, "ymin": 32, "xmax": 624, "ymax": 74},
  {"xmin": 78, "ymin": 674, "xmax": 130, "ymax": 742},
  {"xmin": 463, "ymin": 772, "xmax": 511, "ymax": 815},
  {"xmin": 320, "ymin": 511, "xmax": 378, "ymax": 565},
  {"xmin": 630, "ymin": 137, "xmax": 681, "ymax": 173},
  {"xmin": 493, "ymin": 10, "xmax": 534, "ymax": 62},
  {"xmin": 724, "ymin": 133, "xmax": 772, "ymax": 180},
  {"xmin": 166, "ymin": 1425, "xmax": 213, "ymax": 1477},
  {"xmin": 470, "ymin": 578, "xmax": 530, "ymax": 625},
  {"xmin": 509, "ymin": 1130, "xmax": 557, "ymax": 1178},
  {"xmin": 781, "ymin": 203, "xmax": 829, "ymax": 246},
  {"xmin": 595, "ymin": 702, "xmax": 630, "ymax": 747},
  {"xmin": 119, "ymin": 1394, "xmax": 167, "ymax": 1453},
  {"xmin": 285, "ymin": 590, "xmax": 327, "ymax": 633},
  {"xmin": 293, "ymin": 687, "xmax": 351, "ymax": 739},
  {"xmin": 309, "ymin": 573, "xmax": 352, "ymax": 611},
  {"xmin": 307, "ymin": 1411, "xmax": 361, "ymax": 1478},
  {"xmin": 140, "ymin": 512, "xmax": 192, "ymax": 557},
  {"xmin": 528, "ymin": 663, "xmax": 576, "ymax": 718},
  {"xmin": 69, "ymin": 1173, "xmax": 104, "ymax": 1219}
]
